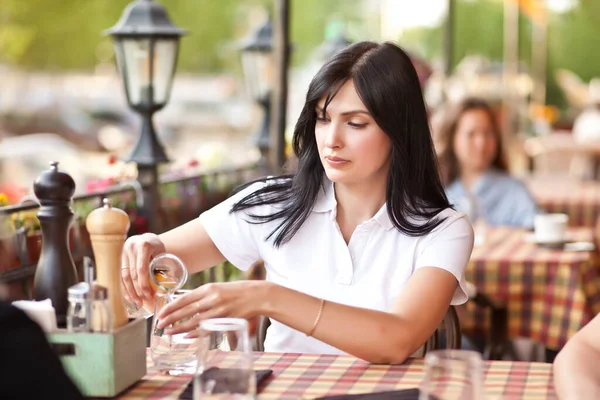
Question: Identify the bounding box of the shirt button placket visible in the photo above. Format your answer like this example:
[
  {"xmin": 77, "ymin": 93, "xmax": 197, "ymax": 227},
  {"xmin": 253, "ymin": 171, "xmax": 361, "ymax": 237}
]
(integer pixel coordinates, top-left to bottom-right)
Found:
[{"xmin": 336, "ymin": 249, "xmax": 353, "ymax": 285}]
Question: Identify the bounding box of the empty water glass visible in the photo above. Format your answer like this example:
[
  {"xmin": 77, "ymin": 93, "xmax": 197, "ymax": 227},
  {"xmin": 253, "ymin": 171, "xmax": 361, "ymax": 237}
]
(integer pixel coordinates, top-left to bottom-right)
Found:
[
  {"xmin": 419, "ymin": 350, "xmax": 484, "ymax": 400},
  {"xmin": 194, "ymin": 318, "xmax": 255, "ymax": 400},
  {"xmin": 150, "ymin": 290, "xmax": 199, "ymax": 375}
]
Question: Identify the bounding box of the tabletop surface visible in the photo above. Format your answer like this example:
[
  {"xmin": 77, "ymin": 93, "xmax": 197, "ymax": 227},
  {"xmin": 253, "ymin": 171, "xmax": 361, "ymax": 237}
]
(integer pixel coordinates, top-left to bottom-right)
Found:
[
  {"xmin": 117, "ymin": 352, "xmax": 556, "ymax": 399},
  {"xmin": 470, "ymin": 226, "xmax": 595, "ymax": 263}
]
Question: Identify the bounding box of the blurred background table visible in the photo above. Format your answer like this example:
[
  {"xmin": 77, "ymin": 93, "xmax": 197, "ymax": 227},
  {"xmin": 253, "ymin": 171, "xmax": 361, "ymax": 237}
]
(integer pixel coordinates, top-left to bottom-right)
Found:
[
  {"xmin": 463, "ymin": 226, "xmax": 600, "ymax": 351},
  {"xmin": 526, "ymin": 177, "xmax": 600, "ymax": 228},
  {"xmin": 523, "ymin": 133, "xmax": 600, "ymax": 181}
]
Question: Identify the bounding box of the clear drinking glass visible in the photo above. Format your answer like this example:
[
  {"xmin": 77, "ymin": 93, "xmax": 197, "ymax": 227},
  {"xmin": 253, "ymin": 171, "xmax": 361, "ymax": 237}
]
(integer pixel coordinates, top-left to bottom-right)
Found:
[
  {"xmin": 125, "ymin": 253, "xmax": 188, "ymax": 318},
  {"xmin": 193, "ymin": 318, "xmax": 255, "ymax": 400},
  {"xmin": 150, "ymin": 253, "xmax": 188, "ymax": 292},
  {"xmin": 150, "ymin": 289, "xmax": 199, "ymax": 375},
  {"xmin": 419, "ymin": 350, "xmax": 484, "ymax": 400}
]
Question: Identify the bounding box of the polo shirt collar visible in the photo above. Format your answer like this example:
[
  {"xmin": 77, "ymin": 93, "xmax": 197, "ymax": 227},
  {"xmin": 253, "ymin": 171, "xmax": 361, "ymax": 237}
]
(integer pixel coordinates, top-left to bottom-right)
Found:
[
  {"xmin": 312, "ymin": 179, "xmax": 337, "ymax": 213},
  {"xmin": 312, "ymin": 179, "xmax": 394, "ymax": 231}
]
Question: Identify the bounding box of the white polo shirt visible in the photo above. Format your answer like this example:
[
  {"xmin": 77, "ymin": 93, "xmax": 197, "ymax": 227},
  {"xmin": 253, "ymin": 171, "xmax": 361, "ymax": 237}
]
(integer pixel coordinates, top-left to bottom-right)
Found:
[{"xmin": 199, "ymin": 179, "xmax": 474, "ymax": 355}]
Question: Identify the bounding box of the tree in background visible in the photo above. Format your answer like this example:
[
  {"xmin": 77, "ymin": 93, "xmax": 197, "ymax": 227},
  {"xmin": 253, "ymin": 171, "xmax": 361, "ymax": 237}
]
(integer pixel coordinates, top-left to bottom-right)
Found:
[
  {"xmin": 399, "ymin": 0, "xmax": 600, "ymax": 110},
  {"xmin": 3, "ymin": 0, "xmax": 597, "ymax": 110},
  {"xmin": 0, "ymin": 0, "xmax": 257, "ymax": 72},
  {"xmin": 546, "ymin": 0, "xmax": 600, "ymax": 109},
  {"xmin": 0, "ymin": 0, "xmax": 363, "ymax": 73}
]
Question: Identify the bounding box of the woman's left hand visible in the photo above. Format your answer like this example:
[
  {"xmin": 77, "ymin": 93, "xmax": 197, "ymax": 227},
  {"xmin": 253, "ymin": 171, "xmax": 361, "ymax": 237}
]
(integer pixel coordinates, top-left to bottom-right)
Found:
[{"xmin": 156, "ymin": 280, "xmax": 270, "ymax": 335}]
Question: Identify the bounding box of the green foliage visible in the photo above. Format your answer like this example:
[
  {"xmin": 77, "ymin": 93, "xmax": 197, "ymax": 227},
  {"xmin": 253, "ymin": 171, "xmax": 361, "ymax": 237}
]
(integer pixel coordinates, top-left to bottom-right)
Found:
[
  {"xmin": 0, "ymin": 1, "xmax": 40, "ymax": 65},
  {"xmin": 3, "ymin": 0, "xmax": 597, "ymax": 109},
  {"xmin": 73, "ymin": 199, "xmax": 98, "ymax": 223},
  {"xmin": 11, "ymin": 210, "xmax": 41, "ymax": 234},
  {"xmin": 401, "ymin": 0, "xmax": 532, "ymax": 68},
  {"xmin": 185, "ymin": 261, "xmax": 242, "ymax": 289},
  {"xmin": 398, "ymin": 0, "xmax": 600, "ymax": 109},
  {"xmin": 167, "ymin": 0, "xmax": 256, "ymax": 73},
  {"xmin": 0, "ymin": 0, "xmax": 124, "ymax": 70},
  {"xmin": 453, "ymin": 0, "xmax": 505, "ymax": 63},
  {"xmin": 289, "ymin": 0, "xmax": 364, "ymax": 66},
  {"xmin": 546, "ymin": 0, "xmax": 600, "ymax": 108},
  {"xmin": 0, "ymin": 0, "xmax": 362, "ymax": 72}
]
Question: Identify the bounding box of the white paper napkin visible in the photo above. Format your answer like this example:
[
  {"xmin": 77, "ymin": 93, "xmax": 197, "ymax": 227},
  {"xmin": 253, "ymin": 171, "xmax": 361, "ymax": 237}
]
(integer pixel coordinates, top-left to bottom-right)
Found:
[{"xmin": 12, "ymin": 298, "xmax": 57, "ymax": 333}]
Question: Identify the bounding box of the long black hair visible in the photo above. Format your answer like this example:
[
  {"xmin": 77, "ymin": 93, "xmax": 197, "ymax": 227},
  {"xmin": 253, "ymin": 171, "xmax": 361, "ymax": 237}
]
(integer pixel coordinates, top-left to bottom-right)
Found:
[{"xmin": 231, "ymin": 41, "xmax": 451, "ymax": 247}]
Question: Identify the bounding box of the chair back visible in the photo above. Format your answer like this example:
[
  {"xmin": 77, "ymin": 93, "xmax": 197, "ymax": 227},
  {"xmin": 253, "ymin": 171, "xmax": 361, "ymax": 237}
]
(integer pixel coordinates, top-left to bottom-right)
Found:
[{"xmin": 417, "ymin": 305, "xmax": 461, "ymax": 357}]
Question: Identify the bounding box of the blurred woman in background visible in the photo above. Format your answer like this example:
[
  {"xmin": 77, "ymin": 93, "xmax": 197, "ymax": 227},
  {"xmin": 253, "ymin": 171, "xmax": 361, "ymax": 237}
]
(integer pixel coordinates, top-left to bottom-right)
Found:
[{"xmin": 436, "ymin": 97, "xmax": 538, "ymax": 228}]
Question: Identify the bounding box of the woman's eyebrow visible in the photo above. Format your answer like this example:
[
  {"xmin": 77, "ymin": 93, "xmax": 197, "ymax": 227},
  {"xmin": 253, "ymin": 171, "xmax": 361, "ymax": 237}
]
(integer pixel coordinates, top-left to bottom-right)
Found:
[
  {"xmin": 315, "ymin": 106, "xmax": 370, "ymax": 117},
  {"xmin": 340, "ymin": 110, "xmax": 370, "ymax": 116}
]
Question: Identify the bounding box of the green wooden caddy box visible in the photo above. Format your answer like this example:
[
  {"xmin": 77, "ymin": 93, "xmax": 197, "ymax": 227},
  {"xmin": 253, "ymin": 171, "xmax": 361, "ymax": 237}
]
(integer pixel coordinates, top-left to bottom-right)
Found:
[{"xmin": 47, "ymin": 317, "xmax": 147, "ymax": 397}]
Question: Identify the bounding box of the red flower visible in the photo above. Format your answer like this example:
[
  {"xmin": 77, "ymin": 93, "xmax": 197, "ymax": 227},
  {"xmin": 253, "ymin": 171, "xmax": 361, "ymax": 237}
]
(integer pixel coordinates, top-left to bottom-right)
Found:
[
  {"xmin": 86, "ymin": 180, "xmax": 97, "ymax": 193},
  {"xmin": 108, "ymin": 154, "xmax": 118, "ymax": 165}
]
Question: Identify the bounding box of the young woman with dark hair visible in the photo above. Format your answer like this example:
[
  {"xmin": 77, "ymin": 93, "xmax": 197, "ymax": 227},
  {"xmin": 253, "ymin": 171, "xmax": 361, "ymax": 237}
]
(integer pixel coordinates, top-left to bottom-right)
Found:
[
  {"xmin": 121, "ymin": 41, "xmax": 474, "ymax": 364},
  {"xmin": 437, "ymin": 97, "xmax": 538, "ymax": 228}
]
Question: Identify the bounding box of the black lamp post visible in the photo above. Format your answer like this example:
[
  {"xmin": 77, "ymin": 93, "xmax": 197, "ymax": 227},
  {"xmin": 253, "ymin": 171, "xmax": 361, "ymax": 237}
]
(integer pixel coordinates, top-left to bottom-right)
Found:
[
  {"xmin": 240, "ymin": 19, "xmax": 273, "ymax": 172},
  {"xmin": 105, "ymin": 0, "xmax": 185, "ymax": 233}
]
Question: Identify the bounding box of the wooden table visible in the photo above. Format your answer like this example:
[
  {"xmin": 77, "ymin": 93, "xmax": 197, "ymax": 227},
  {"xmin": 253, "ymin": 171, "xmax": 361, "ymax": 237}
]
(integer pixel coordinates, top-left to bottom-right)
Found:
[
  {"xmin": 116, "ymin": 352, "xmax": 556, "ymax": 399},
  {"xmin": 463, "ymin": 226, "xmax": 600, "ymax": 350}
]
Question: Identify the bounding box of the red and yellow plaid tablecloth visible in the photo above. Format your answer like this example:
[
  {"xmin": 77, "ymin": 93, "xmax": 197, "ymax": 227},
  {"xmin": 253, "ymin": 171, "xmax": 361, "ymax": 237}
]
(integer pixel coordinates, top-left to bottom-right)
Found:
[
  {"xmin": 463, "ymin": 227, "xmax": 600, "ymax": 350},
  {"xmin": 527, "ymin": 178, "xmax": 600, "ymax": 227},
  {"xmin": 117, "ymin": 352, "xmax": 555, "ymax": 399}
]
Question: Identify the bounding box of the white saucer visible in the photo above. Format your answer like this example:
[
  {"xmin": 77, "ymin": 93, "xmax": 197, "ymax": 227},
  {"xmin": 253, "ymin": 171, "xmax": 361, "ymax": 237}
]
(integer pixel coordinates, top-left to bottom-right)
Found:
[
  {"xmin": 563, "ymin": 241, "xmax": 596, "ymax": 252},
  {"xmin": 525, "ymin": 234, "xmax": 595, "ymax": 251}
]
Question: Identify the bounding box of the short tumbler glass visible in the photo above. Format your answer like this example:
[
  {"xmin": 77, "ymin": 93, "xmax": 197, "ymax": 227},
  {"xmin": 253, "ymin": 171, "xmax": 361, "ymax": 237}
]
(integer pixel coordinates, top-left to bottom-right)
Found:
[
  {"xmin": 193, "ymin": 318, "xmax": 255, "ymax": 400},
  {"xmin": 419, "ymin": 349, "xmax": 484, "ymax": 400}
]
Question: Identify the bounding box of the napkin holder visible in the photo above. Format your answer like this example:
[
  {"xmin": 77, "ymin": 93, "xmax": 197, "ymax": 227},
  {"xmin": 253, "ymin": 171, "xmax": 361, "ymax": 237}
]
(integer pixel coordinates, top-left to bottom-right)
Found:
[{"xmin": 46, "ymin": 317, "xmax": 147, "ymax": 397}]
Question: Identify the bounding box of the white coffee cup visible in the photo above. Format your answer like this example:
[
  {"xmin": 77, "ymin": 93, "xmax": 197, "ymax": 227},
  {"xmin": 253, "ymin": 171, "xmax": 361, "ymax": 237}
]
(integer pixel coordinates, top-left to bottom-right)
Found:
[{"xmin": 534, "ymin": 213, "xmax": 568, "ymax": 244}]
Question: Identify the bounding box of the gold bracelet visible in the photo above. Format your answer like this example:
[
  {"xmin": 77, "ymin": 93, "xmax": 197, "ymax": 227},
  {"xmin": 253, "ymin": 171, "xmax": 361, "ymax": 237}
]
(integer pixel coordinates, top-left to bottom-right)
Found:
[{"xmin": 307, "ymin": 298, "xmax": 325, "ymax": 337}]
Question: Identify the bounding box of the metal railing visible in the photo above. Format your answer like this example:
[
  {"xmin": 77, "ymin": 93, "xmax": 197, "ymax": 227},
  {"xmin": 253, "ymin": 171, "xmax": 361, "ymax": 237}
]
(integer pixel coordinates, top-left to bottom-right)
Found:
[{"xmin": 0, "ymin": 162, "xmax": 260, "ymax": 298}]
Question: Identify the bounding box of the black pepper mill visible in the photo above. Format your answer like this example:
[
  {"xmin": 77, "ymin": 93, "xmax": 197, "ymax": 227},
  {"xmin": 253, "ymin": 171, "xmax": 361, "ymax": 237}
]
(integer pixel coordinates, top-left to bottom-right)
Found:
[{"xmin": 33, "ymin": 161, "xmax": 78, "ymax": 327}]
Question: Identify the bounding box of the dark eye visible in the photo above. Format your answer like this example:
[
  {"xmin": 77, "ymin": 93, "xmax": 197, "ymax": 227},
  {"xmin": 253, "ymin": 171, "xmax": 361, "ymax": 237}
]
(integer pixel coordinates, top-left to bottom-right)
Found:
[{"xmin": 316, "ymin": 115, "xmax": 329, "ymax": 123}]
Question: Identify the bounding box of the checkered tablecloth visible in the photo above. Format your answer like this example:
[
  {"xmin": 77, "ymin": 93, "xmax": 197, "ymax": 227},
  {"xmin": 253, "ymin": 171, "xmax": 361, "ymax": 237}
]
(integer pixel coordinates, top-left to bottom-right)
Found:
[
  {"xmin": 463, "ymin": 227, "xmax": 600, "ymax": 350},
  {"xmin": 527, "ymin": 178, "xmax": 600, "ymax": 227},
  {"xmin": 116, "ymin": 352, "xmax": 555, "ymax": 399}
]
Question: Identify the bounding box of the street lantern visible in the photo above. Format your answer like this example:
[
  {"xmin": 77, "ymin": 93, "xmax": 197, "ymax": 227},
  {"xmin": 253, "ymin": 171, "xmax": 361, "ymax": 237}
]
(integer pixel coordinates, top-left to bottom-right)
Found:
[
  {"xmin": 105, "ymin": 0, "xmax": 186, "ymax": 233},
  {"xmin": 239, "ymin": 18, "xmax": 273, "ymax": 169},
  {"xmin": 105, "ymin": 0, "xmax": 186, "ymax": 165}
]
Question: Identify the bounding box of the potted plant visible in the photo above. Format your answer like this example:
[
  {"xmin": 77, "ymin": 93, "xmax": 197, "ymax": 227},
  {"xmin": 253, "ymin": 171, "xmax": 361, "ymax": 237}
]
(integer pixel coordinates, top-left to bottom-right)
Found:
[
  {"xmin": 12, "ymin": 210, "xmax": 42, "ymax": 266},
  {"xmin": 0, "ymin": 204, "xmax": 17, "ymax": 274}
]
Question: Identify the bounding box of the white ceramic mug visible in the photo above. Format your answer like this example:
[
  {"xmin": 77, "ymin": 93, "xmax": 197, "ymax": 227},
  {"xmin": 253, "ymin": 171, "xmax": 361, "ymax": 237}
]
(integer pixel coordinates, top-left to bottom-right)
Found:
[{"xmin": 534, "ymin": 213, "xmax": 568, "ymax": 243}]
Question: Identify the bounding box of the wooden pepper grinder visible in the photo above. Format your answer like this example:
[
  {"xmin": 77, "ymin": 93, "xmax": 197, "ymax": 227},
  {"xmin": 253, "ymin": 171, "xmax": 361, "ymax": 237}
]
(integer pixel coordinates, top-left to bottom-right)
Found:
[
  {"xmin": 33, "ymin": 161, "xmax": 78, "ymax": 328},
  {"xmin": 86, "ymin": 198, "xmax": 130, "ymax": 330}
]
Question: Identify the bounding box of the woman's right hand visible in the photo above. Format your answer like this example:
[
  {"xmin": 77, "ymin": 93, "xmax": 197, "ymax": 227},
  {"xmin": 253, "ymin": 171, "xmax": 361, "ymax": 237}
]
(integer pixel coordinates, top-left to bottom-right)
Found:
[{"xmin": 121, "ymin": 233, "xmax": 166, "ymax": 308}]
